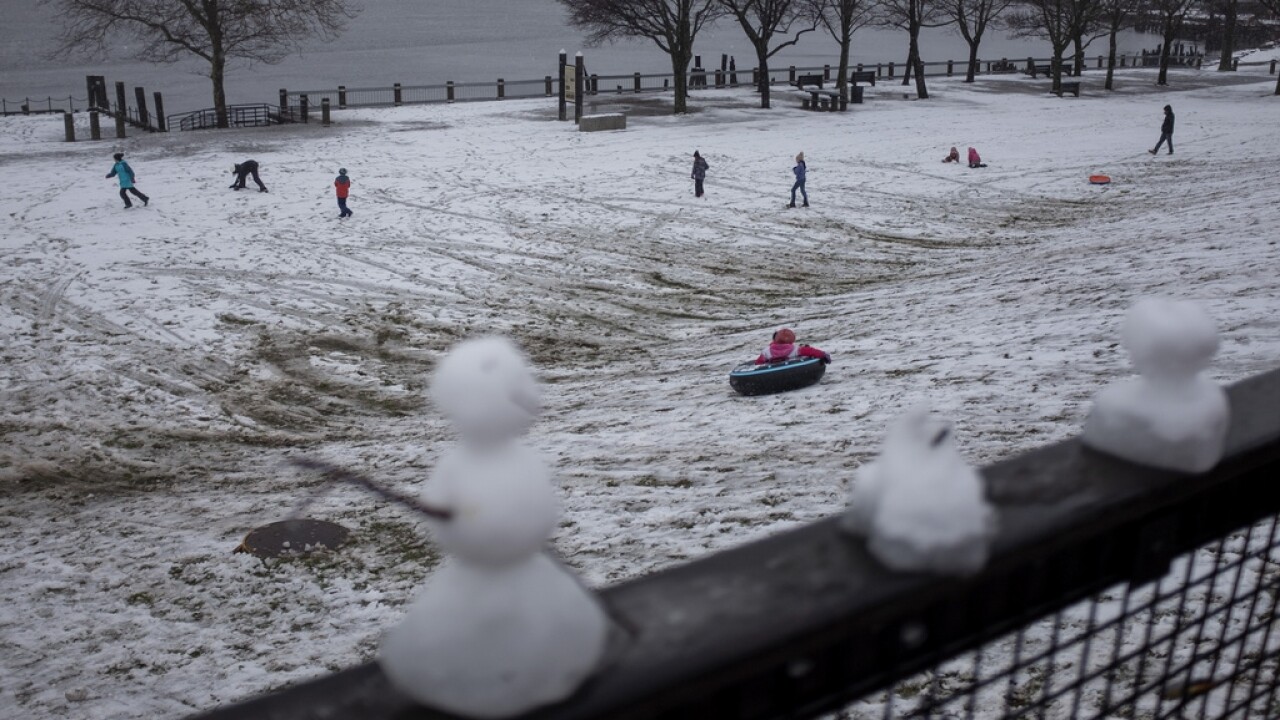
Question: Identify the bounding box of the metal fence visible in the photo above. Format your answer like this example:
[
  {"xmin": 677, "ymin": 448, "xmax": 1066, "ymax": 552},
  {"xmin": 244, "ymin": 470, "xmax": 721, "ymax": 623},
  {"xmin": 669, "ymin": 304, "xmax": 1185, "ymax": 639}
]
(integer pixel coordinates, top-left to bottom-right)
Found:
[
  {"xmin": 275, "ymin": 52, "xmax": 1245, "ymax": 113},
  {"xmin": 188, "ymin": 366, "xmax": 1280, "ymax": 720}
]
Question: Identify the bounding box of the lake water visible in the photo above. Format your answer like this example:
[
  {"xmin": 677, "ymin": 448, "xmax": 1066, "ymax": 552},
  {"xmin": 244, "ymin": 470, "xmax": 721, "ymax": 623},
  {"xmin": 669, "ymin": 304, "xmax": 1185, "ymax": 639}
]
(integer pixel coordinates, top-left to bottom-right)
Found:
[{"xmin": 2, "ymin": 0, "xmax": 1164, "ymax": 115}]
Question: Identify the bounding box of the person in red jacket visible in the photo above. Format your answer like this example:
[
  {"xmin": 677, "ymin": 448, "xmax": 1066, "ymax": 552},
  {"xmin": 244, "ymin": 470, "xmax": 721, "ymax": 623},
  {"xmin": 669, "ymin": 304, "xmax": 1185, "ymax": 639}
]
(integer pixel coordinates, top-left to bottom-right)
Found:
[
  {"xmin": 334, "ymin": 168, "xmax": 353, "ymax": 218},
  {"xmin": 755, "ymin": 328, "xmax": 832, "ymax": 365}
]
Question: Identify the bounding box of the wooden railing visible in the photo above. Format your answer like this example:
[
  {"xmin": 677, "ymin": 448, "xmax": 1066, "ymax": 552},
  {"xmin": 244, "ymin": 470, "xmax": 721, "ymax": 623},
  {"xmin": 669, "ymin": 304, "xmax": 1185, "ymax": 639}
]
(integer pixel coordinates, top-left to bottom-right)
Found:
[{"xmin": 188, "ymin": 366, "xmax": 1280, "ymax": 720}]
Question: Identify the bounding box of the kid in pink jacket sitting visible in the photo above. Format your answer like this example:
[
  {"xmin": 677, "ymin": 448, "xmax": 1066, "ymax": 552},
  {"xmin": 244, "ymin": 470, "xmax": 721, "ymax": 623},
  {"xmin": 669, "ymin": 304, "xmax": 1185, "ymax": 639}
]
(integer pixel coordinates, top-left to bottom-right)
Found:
[{"xmin": 755, "ymin": 328, "xmax": 832, "ymax": 365}]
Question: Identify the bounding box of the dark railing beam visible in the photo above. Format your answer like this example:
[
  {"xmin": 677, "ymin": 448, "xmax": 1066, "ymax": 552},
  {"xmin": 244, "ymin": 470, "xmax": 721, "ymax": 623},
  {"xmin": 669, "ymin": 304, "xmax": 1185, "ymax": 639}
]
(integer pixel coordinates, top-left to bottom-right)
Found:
[{"xmin": 187, "ymin": 367, "xmax": 1280, "ymax": 720}]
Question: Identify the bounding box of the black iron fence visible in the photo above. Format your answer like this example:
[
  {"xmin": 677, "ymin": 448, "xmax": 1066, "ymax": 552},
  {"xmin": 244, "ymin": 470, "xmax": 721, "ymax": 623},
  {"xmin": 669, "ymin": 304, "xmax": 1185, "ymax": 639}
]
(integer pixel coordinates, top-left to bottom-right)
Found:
[
  {"xmin": 275, "ymin": 52, "xmax": 1251, "ymax": 113},
  {"xmin": 167, "ymin": 103, "xmax": 297, "ymax": 131},
  {"xmin": 188, "ymin": 366, "xmax": 1280, "ymax": 720}
]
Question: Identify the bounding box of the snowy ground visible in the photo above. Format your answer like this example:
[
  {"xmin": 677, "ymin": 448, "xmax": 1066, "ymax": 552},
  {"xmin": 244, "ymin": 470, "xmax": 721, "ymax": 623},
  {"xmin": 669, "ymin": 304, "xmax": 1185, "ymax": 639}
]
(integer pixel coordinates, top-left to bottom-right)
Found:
[{"xmin": 2, "ymin": 59, "xmax": 1280, "ymax": 720}]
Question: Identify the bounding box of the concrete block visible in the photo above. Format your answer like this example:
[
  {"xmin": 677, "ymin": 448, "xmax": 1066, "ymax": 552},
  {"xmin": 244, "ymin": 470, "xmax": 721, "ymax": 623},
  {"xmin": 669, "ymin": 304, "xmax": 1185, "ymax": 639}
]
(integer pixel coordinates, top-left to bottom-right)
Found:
[{"xmin": 579, "ymin": 113, "xmax": 626, "ymax": 132}]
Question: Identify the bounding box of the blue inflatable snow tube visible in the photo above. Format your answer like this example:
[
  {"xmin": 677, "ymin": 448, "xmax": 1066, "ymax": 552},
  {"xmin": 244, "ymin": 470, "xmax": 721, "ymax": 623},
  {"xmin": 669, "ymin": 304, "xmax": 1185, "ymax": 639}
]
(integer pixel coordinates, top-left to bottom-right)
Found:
[{"xmin": 729, "ymin": 356, "xmax": 827, "ymax": 396}]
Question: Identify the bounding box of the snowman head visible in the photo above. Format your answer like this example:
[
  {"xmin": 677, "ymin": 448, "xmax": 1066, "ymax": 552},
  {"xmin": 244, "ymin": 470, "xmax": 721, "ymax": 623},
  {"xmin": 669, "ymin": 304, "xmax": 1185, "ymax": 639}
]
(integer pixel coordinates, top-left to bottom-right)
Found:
[
  {"xmin": 430, "ymin": 336, "xmax": 541, "ymax": 443},
  {"xmin": 1122, "ymin": 297, "xmax": 1218, "ymax": 380}
]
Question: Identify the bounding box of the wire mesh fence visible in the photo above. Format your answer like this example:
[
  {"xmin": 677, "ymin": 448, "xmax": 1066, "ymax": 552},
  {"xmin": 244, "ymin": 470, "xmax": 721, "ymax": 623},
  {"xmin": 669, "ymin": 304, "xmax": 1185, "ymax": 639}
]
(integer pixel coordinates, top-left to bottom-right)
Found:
[{"xmin": 858, "ymin": 515, "xmax": 1280, "ymax": 719}]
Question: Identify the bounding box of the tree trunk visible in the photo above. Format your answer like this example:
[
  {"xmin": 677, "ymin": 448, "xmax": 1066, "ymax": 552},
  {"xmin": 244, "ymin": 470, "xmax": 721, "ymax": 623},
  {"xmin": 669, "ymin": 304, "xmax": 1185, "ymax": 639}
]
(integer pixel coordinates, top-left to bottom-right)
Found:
[
  {"xmin": 1105, "ymin": 27, "xmax": 1118, "ymax": 91},
  {"xmin": 756, "ymin": 48, "xmax": 772, "ymax": 109},
  {"xmin": 965, "ymin": 42, "xmax": 980, "ymax": 83},
  {"xmin": 1157, "ymin": 18, "xmax": 1177, "ymax": 85},
  {"xmin": 211, "ymin": 55, "xmax": 228, "ymax": 129},
  {"xmin": 837, "ymin": 33, "xmax": 851, "ymax": 104},
  {"xmin": 914, "ymin": 55, "xmax": 929, "ymax": 99},
  {"xmin": 671, "ymin": 48, "xmax": 692, "ymax": 114},
  {"xmin": 1217, "ymin": 0, "xmax": 1237, "ymax": 71}
]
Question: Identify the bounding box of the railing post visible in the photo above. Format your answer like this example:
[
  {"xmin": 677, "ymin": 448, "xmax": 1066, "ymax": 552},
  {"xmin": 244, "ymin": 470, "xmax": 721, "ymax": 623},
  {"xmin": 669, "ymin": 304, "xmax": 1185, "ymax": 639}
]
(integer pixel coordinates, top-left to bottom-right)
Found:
[
  {"xmin": 789, "ymin": 65, "xmax": 796, "ymax": 83},
  {"xmin": 888, "ymin": 62, "xmax": 895, "ymax": 79},
  {"xmin": 1120, "ymin": 54, "xmax": 1127, "ymax": 68},
  {"xmin": 133, "ymin": 87, "xmax": 149, "ymax": 129},
  {"xmin": 89, "ymin": 109, "xmax": 101, "ymax": 140},
  {"xmin": 279, "ymin": 89, "xmax": 288, "ymax": 117},
  {"xmin": 1098, "ymin": 55, "xmax": 1103, "ymax": 69},
  {"xmin": 447, "ymin": 81, "xmax": 455, "ymax": 103},
  {"xmin": 393, "ymin": 82, "xmax": 402, "ymax": 106},
  {"xmin": 824, "ymin": 64, "xmax": 831, "ymax": 81},
  {"xmin": 321, "ymin": 97, "xmax": 330, "ymax": 126},
  {"xmin": 338, "ymin": 85, "xmax": 347, "ymax": 109},
  {"xmin": 63, "ymin": 112, "xmax": 75, "ymax": 142},
  {"xmin": 114, "ymin": 110, "xmax": 125, "ymax": 138},
  {"xmin": 498, "ymin": 78, "xmax": 505, "ymax": 99},
  {"xmin": 729, "ymin": 56, "xmax": 738, "ymax": 87},
  {"xmin": 114, "ymin": 81, "xmax": 126, "ymax": 119},
  {"xmin": 1232, "ymin": 57, "xmax": 1239, "ymax": 71},
  {"xmin": 590, "ymin": 74, "xmax": 598, "ymax": 94},
  {"xmin": 1271, "ymin": 59, "xmax": 1277, "ymax": 75},
  {"xmin": 153, "ymin": 92, "xmax": 165, "ymax": 132},
  {"xmin": 634, "ymin": 72, "xmax": 641, "ymax": 92},
  {"xmin": 947, "ymin": 60, "xmax": 953, "ymax": 77},
  {"xmin": 574, "ymin": 53, "xmax": 584, "ymax": 122},
  {"xmin": 300, "ymin": 94, "xmax": 309, "ymax": 123}
]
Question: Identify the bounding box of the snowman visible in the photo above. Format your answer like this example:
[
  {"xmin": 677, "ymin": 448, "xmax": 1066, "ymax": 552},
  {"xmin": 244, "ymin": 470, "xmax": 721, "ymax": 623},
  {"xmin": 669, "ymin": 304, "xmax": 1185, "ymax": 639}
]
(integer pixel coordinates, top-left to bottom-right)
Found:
[
  {"xmin": 378, "ymin": 336, "xmax": 609, "ymax": 718},
  {"xmin": 840, "ymin": 404, "xmax": 995, "ymax": 575},
  {"xmin": 1081, "ymin": 297, "xmax": 1229, "ymax": 473}
]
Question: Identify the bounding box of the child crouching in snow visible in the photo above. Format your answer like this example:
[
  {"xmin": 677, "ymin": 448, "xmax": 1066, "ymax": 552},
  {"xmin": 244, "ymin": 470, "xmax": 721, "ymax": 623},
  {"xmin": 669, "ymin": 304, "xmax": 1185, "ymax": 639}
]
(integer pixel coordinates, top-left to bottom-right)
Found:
[{"xmin": 756, "ymin": 328, "xmax": 832, "ymax": 365}]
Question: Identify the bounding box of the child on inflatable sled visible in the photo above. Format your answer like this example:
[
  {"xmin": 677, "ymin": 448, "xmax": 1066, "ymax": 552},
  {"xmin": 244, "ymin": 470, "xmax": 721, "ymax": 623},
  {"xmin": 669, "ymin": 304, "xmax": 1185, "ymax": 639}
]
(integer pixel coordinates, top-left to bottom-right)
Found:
[{"xmin": 756, "ymin": 328, "xmax": 832, "ymax": 365}]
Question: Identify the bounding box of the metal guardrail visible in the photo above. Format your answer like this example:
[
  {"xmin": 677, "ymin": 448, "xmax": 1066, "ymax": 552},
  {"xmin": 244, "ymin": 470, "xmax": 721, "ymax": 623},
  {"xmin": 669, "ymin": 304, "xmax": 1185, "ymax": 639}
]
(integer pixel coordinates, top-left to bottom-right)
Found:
[
  {"xmin": 188, "ymin": 366, "xmax": 1280, "ymax": 720},
  {"xmin": 167, "ymin": 103, "xmax": 296, "ymax": 131}
]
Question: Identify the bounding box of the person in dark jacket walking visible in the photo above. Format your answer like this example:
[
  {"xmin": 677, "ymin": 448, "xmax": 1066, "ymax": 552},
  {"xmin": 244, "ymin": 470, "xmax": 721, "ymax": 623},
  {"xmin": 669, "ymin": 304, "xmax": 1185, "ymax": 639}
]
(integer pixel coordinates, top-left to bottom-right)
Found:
[
  {"xmin": 334, "ymin": 168, "xmax": 353, "ymax": 218},
  {"xmin": 691, "ymin": 151, "xmax": 709, "ymax": 198},
  {"xmin": 105, "ymin": 152, "xmax": 149, "ymax": 209},
  {"xmin": 1149, "ymin": 105, "xmax": 1174, "ymax": 155},
  {"xmin": 230, "ymin": 160, "xmax": 268, "ymax": 192},
  {"xmin": 788, "ymin": 152, "xmax": 808, "ymax": 208}
]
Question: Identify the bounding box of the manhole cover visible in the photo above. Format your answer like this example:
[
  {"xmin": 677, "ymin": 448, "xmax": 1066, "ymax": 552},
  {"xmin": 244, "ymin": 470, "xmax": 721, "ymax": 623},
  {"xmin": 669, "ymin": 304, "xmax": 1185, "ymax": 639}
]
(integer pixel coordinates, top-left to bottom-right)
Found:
[{"xmin": 234, "ymin": 519, "xmax": 350, "ymax": 559}]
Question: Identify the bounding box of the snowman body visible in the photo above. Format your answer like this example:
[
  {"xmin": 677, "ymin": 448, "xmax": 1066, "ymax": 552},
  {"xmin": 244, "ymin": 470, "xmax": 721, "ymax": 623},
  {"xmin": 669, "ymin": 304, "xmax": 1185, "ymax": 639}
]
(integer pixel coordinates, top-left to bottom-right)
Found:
[
  {"xmin": 842, "ymin": 406, "xmax": 994, "ymax": 576},
  {"xmin": 1082, "ymin": 298, "xmax": 1229, "ymax": 473},
  {"xmin": 377, "ymin": 337, "xmax": 608, "ymax": 717}
]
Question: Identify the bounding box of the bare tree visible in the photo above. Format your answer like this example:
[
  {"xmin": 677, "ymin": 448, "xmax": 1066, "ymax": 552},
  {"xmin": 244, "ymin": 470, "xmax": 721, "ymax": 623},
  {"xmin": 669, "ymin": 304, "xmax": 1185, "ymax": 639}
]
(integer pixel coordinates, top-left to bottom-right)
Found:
[
  {"xmin": 878, "ymin": 0, "xmax": 949, "ymax": 98},
  {"xmin": 717, "ymin": 0, "xmax": 819, "ymax": 108},
  {"xmin": 43, "ymin": 0, "xmax": 358, "ymax": 128},
  {"xmin": 808, "ymin": 0, "xmax": 877, "ymax": 103},
  {"xmin": 1005, "ymin": 0, "xmax": 1102, "ymax": 93},
  {"xmin": 1213, "ymin": 0, "xmax": 1239, "ymax": 70},
  {"xmin": 559, "ymin": 0, "xmax": 723, "ymax": 114},
  {"xmin": 1150, "ymin": 0, "xmax": 1194, "ymax": 85},
  {"xmin": 1097, "ymin": 0, "xmax": 1140, "ymax": 90},
  {"xmin": 937, "ymin": 0, "xmax": 1017, "ymax": 82}
]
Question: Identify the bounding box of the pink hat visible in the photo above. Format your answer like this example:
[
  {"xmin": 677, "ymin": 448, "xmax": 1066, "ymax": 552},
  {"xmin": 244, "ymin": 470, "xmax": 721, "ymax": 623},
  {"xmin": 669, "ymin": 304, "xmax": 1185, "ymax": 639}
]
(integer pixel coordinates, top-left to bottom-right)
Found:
[{"xmin": 774, "ymin": 328, "xmax": 796, "ymax": 344}]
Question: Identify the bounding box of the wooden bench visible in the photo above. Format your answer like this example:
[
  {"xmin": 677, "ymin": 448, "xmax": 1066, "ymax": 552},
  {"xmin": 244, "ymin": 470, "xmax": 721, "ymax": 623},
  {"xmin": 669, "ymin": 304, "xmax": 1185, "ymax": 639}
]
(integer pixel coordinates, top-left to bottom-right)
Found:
[
  {"xmin": 1027, "ymin": 62, "xmax": 1076, "ymax": 79},
  {"xmin": 792, "ymin": 73, "xmax": 825, "ymax": 89},
  {"xmin": 795, "ymin": 87, "xmax": 843, "ymax": 111},
  {"xmin": 1051, "ymin": 81, "xmax": 1081, "ymax": 97},
  {"xmin": 850, "ymin": 70, "xmax": 877, "ymax": 86}
]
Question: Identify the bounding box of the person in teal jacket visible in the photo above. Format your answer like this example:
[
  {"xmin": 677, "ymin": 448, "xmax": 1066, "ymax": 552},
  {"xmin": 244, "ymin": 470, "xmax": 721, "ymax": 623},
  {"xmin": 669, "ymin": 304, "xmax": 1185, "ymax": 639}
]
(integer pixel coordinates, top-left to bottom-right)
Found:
[{"xmin": 105, "ymin": 152, "xmax": 150, "ymax": 208}]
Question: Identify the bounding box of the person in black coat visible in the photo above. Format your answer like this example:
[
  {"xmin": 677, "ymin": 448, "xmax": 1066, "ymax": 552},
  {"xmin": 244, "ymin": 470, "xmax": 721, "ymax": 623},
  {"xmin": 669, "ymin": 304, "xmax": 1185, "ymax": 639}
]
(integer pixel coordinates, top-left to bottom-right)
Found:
[
  {"xmin": 1149, "ymin": 105, "xmax": 1174, "ymax": 155},
  {"xmin": 230, "ymin": 160, "xmax": 268, "ymax": 192}
]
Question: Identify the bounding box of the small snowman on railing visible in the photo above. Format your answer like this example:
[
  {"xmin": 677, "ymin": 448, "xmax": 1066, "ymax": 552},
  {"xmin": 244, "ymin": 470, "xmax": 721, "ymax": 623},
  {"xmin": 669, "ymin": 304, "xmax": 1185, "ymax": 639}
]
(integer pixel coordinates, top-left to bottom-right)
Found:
[
  {"xmin": 1082, "ymin": 296, "xmax": 1229, "ymax": 473},
  {"xmin": 297, "ymin": 336, "xmax": 608, "ymax": 718},
  {"xmin": 840, "ymin": 404, "xmax": 995, "ymax": 576}
]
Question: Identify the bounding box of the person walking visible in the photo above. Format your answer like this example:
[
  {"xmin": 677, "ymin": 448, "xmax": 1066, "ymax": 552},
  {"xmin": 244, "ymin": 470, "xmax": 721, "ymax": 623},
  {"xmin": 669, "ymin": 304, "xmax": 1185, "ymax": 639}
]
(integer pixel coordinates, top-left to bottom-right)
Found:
[
  {"xmin": 230, "ymin": 159, "xmax": 268, "ymax": 192},
  {"xmin": 691, "ymin": 151, "xmax": 709, "ymax": 198},
  {"xmin": 334, "ymin": 168, "xmax": 353, "ymax": 218},
  {"xmin": 788, "ymin": 152, "xmax": 808, "ymax": 208},
  {"xmin": 1149, "ymin": 104, "xmax": 1175, "ymax": 155},
  {"xmin": 105, "ymin": 152, "xmax": 149, "ymax": 209}
]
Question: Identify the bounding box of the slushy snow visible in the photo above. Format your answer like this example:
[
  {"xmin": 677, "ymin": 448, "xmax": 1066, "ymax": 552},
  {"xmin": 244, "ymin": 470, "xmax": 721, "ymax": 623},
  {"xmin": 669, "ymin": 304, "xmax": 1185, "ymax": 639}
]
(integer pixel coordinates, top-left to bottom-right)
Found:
[
  {"xmin": 1081, "ymin": 297, "xmax": 1229, "ymax": 473},
  {"xmin": 841, "ymin": 405, "xmax": 995, "ymax": 575},
  {"xmin": 378, "ymin": 337, "xmax": 608, "ymax": 718}
]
